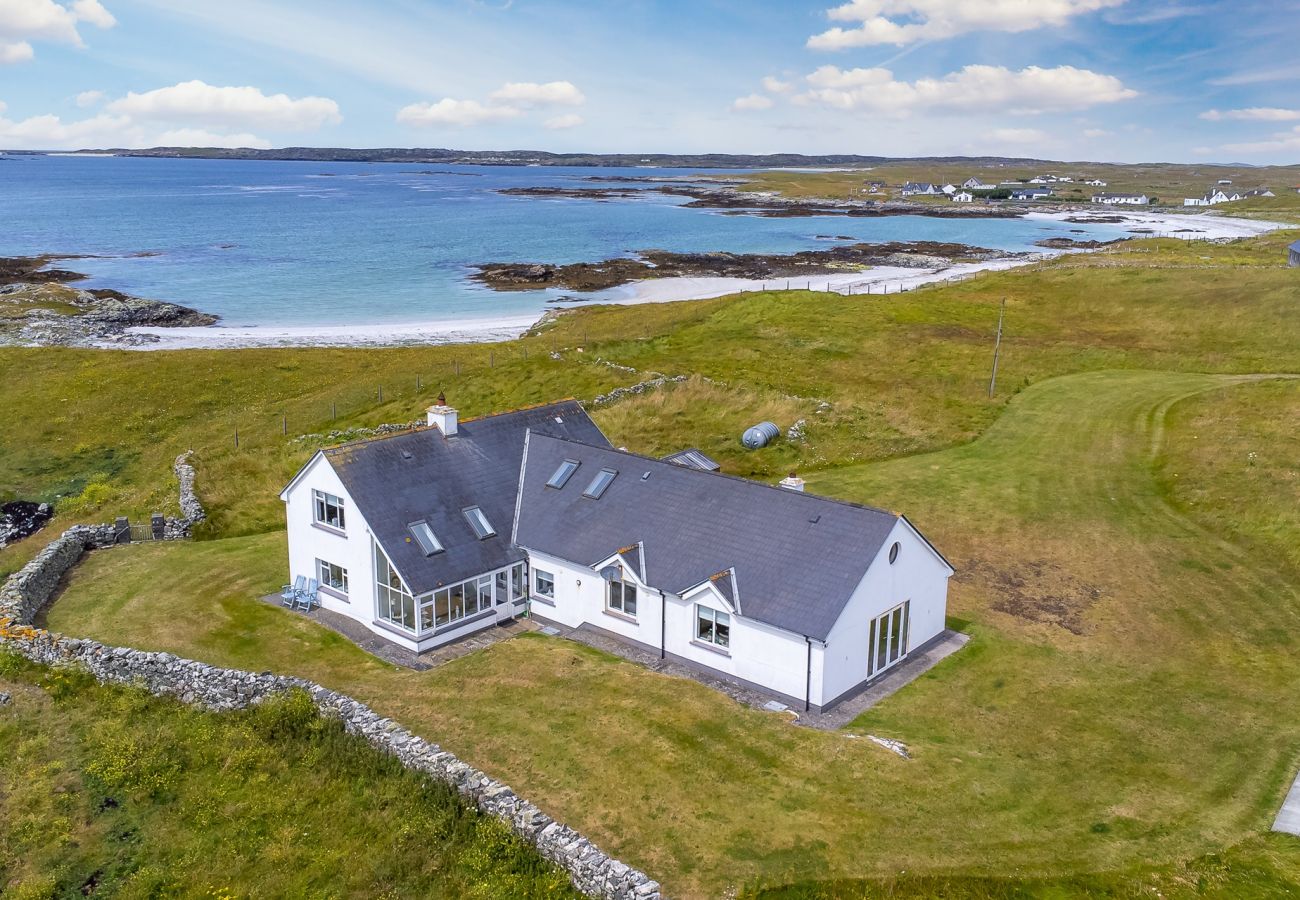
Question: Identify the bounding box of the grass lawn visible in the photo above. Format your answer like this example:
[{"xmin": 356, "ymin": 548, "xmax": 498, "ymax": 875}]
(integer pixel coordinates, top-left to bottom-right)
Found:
[
  {"xmin": 0, "ymin": 652, "xmax": 576, "ymax": 899},
  {"xmin": 45, "ymin": 369, "xmax": 1300, "ymax": 898}
]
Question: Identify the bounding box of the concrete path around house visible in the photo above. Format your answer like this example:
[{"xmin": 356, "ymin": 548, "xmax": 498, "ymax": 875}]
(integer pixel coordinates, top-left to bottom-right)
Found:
[
  {"xmin": 549, "ymin": 622, "xmax": 970, "ymax": 731},
  {"xmin": 1273, "ymin": 770, "xmax": 1300, "ymax": 836},
  {"xmin": 258, "ymin": 594, "xmax": 540, "ymax": 671}
]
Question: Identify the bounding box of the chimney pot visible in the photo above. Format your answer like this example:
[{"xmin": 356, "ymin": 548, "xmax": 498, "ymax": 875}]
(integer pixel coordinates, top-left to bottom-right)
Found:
[{"xmin": 779, "ymin": 473, "xmax": 806, "ymax": 492}]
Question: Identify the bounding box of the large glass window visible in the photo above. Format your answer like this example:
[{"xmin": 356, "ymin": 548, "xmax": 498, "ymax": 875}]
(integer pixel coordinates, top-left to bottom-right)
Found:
[
  {"xmin": 316, "ymin": 559, "xmax": 348, "ymax": 595},
  {"xmin": 607, "ymin": 579, "xmax": 637, "ymax": 617},
  {"xmin": 696, "ymin": 606, "xmax": 730, "ymax": 649},
  {"xmin": 313, "ymin": 490, "xmax": 345, "ymax": 530},
  {"xmin": 867, "ymin": 600, "xmax": 910, "ymax": 677},
  {"xmin": 418, "ymin": 570, "xmax": 504, "ymax": 633},
  {"xmin": 535, "ymin": 569, "xmax": 555, "ymax": 599},
  {"xmin": 374, "ymin": 543, "xmax": 414, "ymax": 633},
  {"xmin": 583, "ymin": 468, "xmax": 617, "ymax": 499},
  {"xmin": 510, "ymin": 563, "xmax": 526, "ymax": 601}
]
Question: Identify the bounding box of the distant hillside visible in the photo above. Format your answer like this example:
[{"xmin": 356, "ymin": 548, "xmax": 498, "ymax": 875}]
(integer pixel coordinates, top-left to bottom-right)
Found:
[{"xmin": 29, "ymin": 146, "xmax": 1055, "ymax": 169}]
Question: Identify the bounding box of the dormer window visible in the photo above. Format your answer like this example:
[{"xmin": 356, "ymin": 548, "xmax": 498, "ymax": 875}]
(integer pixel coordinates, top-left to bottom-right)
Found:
[
  {"xmin": 547, "ymin": 459, "xmax": 580, "ymax": 489},
  {"xmin": 463, "ymin": 506, "xmax": 495, "ymax": 540},
  {"xmin": 583, "ymin": 468, "xmax": 617, "ymax": 499},
  {"xmin": 409, "ymin": 521, "xmax": 443, "ymax": 556}
]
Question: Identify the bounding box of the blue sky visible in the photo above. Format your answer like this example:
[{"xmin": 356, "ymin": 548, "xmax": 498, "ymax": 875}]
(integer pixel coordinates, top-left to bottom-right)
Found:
[{"xmin": 1, "ymin": 0, "xmax": 1299, "ymax": 162}]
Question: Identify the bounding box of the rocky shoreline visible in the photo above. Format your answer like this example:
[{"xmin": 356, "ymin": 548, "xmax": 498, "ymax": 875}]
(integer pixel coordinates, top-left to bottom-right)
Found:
[
  {"xmin": 498, "ymin": 183, "xmax": 1025, "ymax": 219},
  {"xmin": 0, "ymin": 255, "xmax": 217, "ymax": 348},
  {"xmin": 473, "ymin": 241, "xmax": 1014, "ymax": 292}
]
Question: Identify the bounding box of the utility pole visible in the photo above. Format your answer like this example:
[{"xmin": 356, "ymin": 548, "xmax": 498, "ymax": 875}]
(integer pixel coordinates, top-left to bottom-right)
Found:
[{"xmin": 988, "ymin": 297, "xmax": 1006, "ymax": 399}]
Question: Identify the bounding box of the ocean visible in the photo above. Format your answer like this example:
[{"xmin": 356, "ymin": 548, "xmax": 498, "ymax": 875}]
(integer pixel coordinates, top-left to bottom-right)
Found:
[{"xmin": 1, "ymin": 155, "xmax": 1133, "ymax": 333}]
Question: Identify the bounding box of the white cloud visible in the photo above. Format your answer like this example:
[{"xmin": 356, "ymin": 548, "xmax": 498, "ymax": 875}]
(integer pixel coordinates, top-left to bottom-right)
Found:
[
  {"xmin": 397, "ymin": 98, "xmax": 521, "ymax": 127},
  {"xmin": 732, "ymin": 93, "xmax": 774, "ymax": 111},
  {"xmin": 1200, "ymin": 107, "xmax": 1300, "ymax": 122},
  {"xmin": 543, "ymin": 113, "xmax": 583, "ymax": 130},
  {"xmin": 1083, "ymin": 127, "xmax": 1112, "ymax": 137},
  {"xmin": 762, "ymin": 76, "xmax": 793, "ymax": 94},
  {"xmin": 1220, "ymin": 125, "xmax": 1300, "ymax": 155},
  {"xmin": 108, "ymin": 80, "xmax": 341, "ymax": 130},
  {"xmin": 0, "ymin": 110, "xmax": 135, "ymax": 148},
  {"xmin": 70, "ymin": 0, "xmax": 114, "ymax": 28},
  {"xmin": 794, "ymin": 64, "xmax": 1136, "ymax": 116},
  {"xmin": 0, "ymin": 0, "xmax": 115, "ymax": 62},
  {"xmin": 808, "ymin": 0, "xmax": 1125, "ymax": 49},
  {"xmin": 489, "ymin": 80, "xmax": 585, "ymax": 107},
  {"xmin": 0, "ymin": 40, "xmax": 33, "ymax": 62},
  {"xmin": 154, "ymin": 127, "xmax": 270, "ymax": 149},
  {"xmin": 985, "ymin": 127, "xmax": 1049, "ymax": 144},
  {"xmin": 75, "ymin": 89, "xmax": 104, "ymax": 107}
]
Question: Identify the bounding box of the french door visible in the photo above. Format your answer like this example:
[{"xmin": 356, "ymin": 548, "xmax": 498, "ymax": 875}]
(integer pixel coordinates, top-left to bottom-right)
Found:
[{"xmin": 868, "ymin": 601, "xmax": 910, "ymax": 677}]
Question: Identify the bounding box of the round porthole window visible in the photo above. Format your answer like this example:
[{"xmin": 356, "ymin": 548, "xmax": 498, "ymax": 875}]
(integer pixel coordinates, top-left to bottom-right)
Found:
[{"xmin": 888, "ymin": 542, "xmax": 900, "ymax": 564}]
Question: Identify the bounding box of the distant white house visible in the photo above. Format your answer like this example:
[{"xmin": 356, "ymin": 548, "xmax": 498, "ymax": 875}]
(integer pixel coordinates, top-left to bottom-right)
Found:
[
  {"xmin": 1028, "ymin": 176, "xmax": 1051, "ymax": 184},
  {"xmin": 951, "ymin": 191, "xmax": 974, "ymax": 203},
  {"xmin": 941, "ymin": 183, "xmax": 957, "ymax": 195},
  {"xmin": 279, "ymin": 399, "xmax": 954, "ymax": 713},
  {"xmin": 1084, "ymin": 178, "xmax": 1108, "ymax": 187},
  {"xmin": 1011, "ymin": 186, "xmax": 1053, "ymax": 201},
  {"xmin": 961, "ymin": 177, "xmax": 990, "ymax": 189},
  {"xmin": 1183, "ymin": 185, "xmax": 1271, "ymax": 206},
  {"xmin": 901, "ymin": 181, "xmax": 940, "ymax": 196},
  {"xmin": 1094, "ymin": 192, "xmax": 1150, "ymax": 205}
]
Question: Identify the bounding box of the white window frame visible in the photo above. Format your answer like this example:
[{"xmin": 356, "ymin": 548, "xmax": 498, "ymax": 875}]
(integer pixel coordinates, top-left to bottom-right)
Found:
[
  {"xmin": 534, "ymin": 568, "xmax": 555, "ymax": 599},
  {"xmin": 316, "ymin": 559, "xmax": 348, "ymax": 596},
  {"xmin": 313, "ymin": 489, "xmax": 345, "ymax": 530},
  {"xmin": 463, "ymin": 506, "xmax": 496, "ymax": 539},
  {"xmin": 374, "ymin": 542, "xmax": 415, "ymax": 634},
  {"xmin": 695, "ymin": 604, "xmax": 730, "ymax": 649},
  {"xmin": 606, "ymin": 579, "xmax": 637, "ymax": 617},
  {"xmin": 867, "ymin": 600, "xmax": 910, "ymax": 677}
]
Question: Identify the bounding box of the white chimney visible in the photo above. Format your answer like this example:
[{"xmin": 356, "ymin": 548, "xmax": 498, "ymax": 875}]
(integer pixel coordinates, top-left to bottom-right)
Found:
[
  {"xmin": 779, "ymin": 472, "xmax": 806, "ymax": 492},
  {"xmin": 427, "ymin": 404, "xmax": 458, "ymax": 436}
]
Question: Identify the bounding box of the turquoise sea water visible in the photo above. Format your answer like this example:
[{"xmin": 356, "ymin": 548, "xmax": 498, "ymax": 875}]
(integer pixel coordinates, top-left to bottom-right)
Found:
[{"xmin": 0, "ymin": 155, "xmax": 1130, "ymax": 328}]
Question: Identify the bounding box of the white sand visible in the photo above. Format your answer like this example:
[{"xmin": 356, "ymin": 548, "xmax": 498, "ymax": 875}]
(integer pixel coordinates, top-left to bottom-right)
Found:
[{"xmin": 121, "ymin": 209, "xmax": 1289, "ymax": 350}]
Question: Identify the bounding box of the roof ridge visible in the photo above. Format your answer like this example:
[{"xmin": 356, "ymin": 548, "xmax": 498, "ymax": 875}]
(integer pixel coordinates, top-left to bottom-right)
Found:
[
  {"xmin": 321, "ymin": 398, "xmax": 583, "ymax": 454},
  {"xmin": 528, "ymin": 432, "xmax": 898, "ymax": 519}
]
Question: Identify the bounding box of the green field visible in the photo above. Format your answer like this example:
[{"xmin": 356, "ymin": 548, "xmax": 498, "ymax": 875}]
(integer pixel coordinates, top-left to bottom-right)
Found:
[
  {"xmin": 6, "ymin": 224, "xmax": 1300, "ymax": 897},
  {"xmin": 0, "ymin": 652, "xmax": 576, "ymax": 898}
]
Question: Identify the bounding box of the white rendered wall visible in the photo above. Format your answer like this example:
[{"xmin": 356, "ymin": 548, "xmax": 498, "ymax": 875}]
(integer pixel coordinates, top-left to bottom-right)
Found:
[
  {"xmin": 283, "ymin": 455, "xmax": 377, "ymax": 633},
  {"xmin": 817, "ymin": 518, "xmax": 951, "ymax": 707}
]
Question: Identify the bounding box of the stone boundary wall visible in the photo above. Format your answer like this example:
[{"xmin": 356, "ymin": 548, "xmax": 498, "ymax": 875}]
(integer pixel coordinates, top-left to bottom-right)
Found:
[
  {"xmin": 0, "ymin": 530, "xmax": 661, "ymax": 900},
  {"xmin": 173, "ymin": 451, "xmax": 205, "ymax": 529}
]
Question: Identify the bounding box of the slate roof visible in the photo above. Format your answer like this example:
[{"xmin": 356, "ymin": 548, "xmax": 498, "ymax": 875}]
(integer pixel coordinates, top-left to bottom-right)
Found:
[
  {"xmin": 515, "ymin": 433, "xmax": 906, "ymax": 641},
  {"xmin": 662, "ymin": 448, "xmax": 721, "ymax": 472},
  {"xmin": 323, "ymin": 401, "xmax": 609, "ymax": 595}
]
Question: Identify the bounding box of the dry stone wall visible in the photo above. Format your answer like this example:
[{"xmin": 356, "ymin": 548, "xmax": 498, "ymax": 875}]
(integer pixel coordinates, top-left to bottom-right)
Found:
[{"xmin": 0, "ymin": 528, "xmax": 661, "ymax": 900}]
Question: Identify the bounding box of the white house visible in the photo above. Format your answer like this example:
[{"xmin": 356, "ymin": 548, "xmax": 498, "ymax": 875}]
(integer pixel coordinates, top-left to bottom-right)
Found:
[
  {"xmin": 951, "ymin": 191, "xmax": 974, "ymax": 203},
  {"xmin": 1094, "ymin": 192, "xmax": 1149, "ymax": 205},
  {"xmin": 1084, "ymin": 178, "xmax": 1108, "ymax": 187},
  {"xmin": 901, "ymin": 181, "xmax": 940, "ymax": 196},
  {"xmin": 1011, "ymin": 186, "xmax": 1053, "ymax": 201},
  {"xmin": 280, "ymin": 399, "xmax": 954, "ymax": 712},
  {"xmin": 961, "ymin": 177, "xmax": 990, "ymax": 189},
  {"xmin": 941, "ymin": 183, "xmax": 957, "ymax": 195}
]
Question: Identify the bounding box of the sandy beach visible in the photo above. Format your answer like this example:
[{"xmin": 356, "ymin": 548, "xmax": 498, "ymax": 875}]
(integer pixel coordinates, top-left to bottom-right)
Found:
[{"xmin": 124, "ymin": 208, "xmax": 1287, "ymax": 351}]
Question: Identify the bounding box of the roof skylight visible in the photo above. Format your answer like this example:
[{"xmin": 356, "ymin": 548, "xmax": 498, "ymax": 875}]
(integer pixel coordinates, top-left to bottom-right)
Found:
[
  {"xmin": 547, "ymin": 458, "xmax": 580, "ymax": 489},
  {"xmin": 583, "ymin": 468, "xmax": 618, "ymax": 499},
  {"xmin": 409, "ymin": 521, "xmax": 443, "ymax": 556},
  {"xmin": 463, "ymin": 506, "xmax": 496, "ymax": 539}
]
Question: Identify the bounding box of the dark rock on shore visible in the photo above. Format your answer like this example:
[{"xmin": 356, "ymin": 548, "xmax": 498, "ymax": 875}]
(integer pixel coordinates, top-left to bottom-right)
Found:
[
  {"xmin": 0, "ymin": 501, "xmax": 53, "ymax": 549},
  {"xmin": 474, "ymin": 241, "xmax": 1013, "ymax": 292},
  {"xmin": 0, "ymin": 255, "xmax": 218, "ymax": 348},
  {"xmin": 1036, "ymin": 237, "xmax": 1123, "ymax": 249}
]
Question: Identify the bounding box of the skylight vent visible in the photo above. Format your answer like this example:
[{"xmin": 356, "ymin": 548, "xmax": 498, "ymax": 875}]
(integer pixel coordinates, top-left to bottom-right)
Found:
[
  {"xmin": 463, "ymin": 506, "xmax": 496, "ymax": 540},
  {"xmin": 401, "ymin": 450, "xmax": 413, "ymax": 460},
  {"xmin": 547, "ymin": 458, "xmax": 580, "ymax": 489},
  {"xmin": 583, "ymin": 468, "xmax": 618, "ymax": 499},
  {"xmin": 641, "ymin": 472, "xmax": 651, "ymax": 481},
  {"xmin": 409, "ymin": 521, "xmax": 443, "ymax": 556}
]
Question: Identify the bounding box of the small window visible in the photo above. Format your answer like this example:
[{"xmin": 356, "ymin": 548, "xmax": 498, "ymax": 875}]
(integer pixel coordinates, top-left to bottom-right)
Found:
[
  {"xmin": 409, "ymin": 521, "xmax": 443, "ymax": 556},
  {"xmin": 463, "ymin": 506, "xmax": 495, "ymax": 539},
  {"xmin": 313, "ymin": 490, "xmax": 345, "ymax": 530},
  {"xmin": 696, "ymin": 605, "xmax": 730, "ymax": 649},
  {"xmin": 888, "ymin": 542, "xmax": 900, "ymax": 564},
  {"xmin": 583, "ymin": 468, "xmax": 618, "ymax": 499},
  {"xmin": 535, "ymin": 568, "xmax": 555, "ymax": 598},
  {"xmin": 316, "ymin": 559, "xmax": 348, "ymax": 595},
  {"xmin": 607, "ymin": 579, "xmax": 637, "ymax": 617},
  {"xmin": 547, "ymin": 459, "xmax": 580, "ymax": 489}
]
